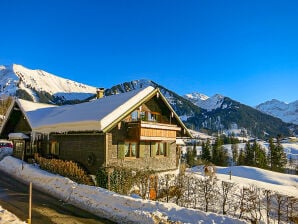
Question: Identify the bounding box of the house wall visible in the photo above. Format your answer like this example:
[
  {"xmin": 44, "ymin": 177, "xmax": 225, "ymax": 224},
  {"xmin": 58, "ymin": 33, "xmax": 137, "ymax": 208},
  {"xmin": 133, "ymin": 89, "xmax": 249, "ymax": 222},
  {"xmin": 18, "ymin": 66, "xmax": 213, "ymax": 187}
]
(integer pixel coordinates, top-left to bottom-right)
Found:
[
  {"xmin": 50, "ymin": 133, "xmax": 106, "ymax": 174},
  {"xmin": 106, "ymin": 126, "xmax": 178, "ymax": 172}
]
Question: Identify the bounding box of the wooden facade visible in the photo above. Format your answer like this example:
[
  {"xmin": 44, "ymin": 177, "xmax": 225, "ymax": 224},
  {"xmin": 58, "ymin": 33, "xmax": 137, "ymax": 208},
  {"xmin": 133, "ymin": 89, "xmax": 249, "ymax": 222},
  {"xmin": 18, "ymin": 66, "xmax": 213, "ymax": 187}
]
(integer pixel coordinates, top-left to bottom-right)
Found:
[{"xmin": 0, "ymin": 88, "xmax": 191, "ymax": 174}]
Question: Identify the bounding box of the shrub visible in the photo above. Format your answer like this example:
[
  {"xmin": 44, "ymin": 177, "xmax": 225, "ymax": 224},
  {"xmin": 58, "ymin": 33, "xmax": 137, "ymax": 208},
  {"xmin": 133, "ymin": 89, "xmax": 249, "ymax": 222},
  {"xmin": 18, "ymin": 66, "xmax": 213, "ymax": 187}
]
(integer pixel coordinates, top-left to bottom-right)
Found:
[
  {"xmin": 96, "ymin": 166, "xmax": 155, "ymax": 197},
  {"xmin": 34, "ymin": 154, "xmax": 94, "ymax": 185}
]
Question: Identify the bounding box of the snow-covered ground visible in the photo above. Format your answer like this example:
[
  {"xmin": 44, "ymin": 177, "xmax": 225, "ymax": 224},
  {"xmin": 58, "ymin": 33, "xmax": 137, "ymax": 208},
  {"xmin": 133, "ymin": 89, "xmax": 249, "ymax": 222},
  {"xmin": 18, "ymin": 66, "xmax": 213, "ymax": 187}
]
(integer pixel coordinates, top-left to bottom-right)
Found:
[
  {"xmin": 190, "ymin": 166, "xmax": 298, "ymax": 197},
  {"xmin": 0, "ymin": 147, "xmax": 298, "ymax": 224},
  {"xmin": 0, "ymin": 156, "xmax": 246, "ymax": 224},
  {"xmin": 0, "ymin": 146, "xmax": 12, "ymax": 161},
  {"xmin": 0, "ymin": 154, "xmax": 297, "ymax": 223},
  {"xmin": 0, "ymin": 205, "xmax": 25, "ymax": 224}
]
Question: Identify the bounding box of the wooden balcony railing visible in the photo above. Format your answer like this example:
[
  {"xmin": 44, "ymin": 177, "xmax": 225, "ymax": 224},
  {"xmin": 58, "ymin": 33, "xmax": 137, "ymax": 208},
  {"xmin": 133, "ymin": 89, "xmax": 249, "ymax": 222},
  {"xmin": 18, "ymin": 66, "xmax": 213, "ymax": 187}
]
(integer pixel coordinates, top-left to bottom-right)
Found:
[{"xmin": 126, "ymin": 121, "xmax": 180, "ymax": 141}]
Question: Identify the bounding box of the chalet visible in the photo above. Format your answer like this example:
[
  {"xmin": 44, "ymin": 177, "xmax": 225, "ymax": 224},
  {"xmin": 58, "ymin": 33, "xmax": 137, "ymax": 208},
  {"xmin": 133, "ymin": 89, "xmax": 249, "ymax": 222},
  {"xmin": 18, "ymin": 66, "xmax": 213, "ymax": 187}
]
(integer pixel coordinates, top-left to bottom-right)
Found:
[{"xmin": 0, "ymin": 87, "xmax": 191, "ymax": 174}]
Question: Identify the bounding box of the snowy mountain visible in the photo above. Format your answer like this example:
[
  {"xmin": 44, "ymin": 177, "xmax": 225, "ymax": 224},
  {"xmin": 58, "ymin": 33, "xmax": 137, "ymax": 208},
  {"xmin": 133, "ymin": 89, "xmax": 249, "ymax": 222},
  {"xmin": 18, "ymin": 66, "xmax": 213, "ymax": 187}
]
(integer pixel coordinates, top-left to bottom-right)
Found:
[
  {"xmin": 105, "ymin": 80, "xmax": 297, "ymax": 138},
  {"xmin": 184, "ymin": 92, "xmax": 225, "ymax": 111},
  {"xmin": 0, "ymin": 64, "xmax": 96, "ymax": 104},
  {"xmin": 256, "ymin": 99, "xmax": 298, "ymax": 125},
  {"xmin": 0, "ymin": 64, "xmax": 297, "ymax": 139}
]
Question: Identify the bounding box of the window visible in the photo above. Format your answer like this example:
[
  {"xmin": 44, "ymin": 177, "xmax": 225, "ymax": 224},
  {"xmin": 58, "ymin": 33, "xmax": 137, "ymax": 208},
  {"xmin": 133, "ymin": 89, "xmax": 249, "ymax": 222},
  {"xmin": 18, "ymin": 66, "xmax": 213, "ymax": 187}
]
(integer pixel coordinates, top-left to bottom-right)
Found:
[
  {"xmin": 50, "ymin": 141, "xmax": 60, "ymax": 156},
  {"xmin": 15, "ymin": 141, "xmax": 24, "ymax": 158},
  {"xmin": 124, "ymin": 142, "xmax": 137, "ymax": 157},
  {"xmin": 148, "ymin": 112, "xmax": 161, "ymax": 122},
  {"xmin": 156, "ymin": 142, "xmax": 165, "ymax": 156},
  {"xmin": 151, "ymin": 142, "xmax": 169, "ymax": 157},
  {"xmin": 131, "ymin": 110, "xmax": 138, "ymax": 121}
]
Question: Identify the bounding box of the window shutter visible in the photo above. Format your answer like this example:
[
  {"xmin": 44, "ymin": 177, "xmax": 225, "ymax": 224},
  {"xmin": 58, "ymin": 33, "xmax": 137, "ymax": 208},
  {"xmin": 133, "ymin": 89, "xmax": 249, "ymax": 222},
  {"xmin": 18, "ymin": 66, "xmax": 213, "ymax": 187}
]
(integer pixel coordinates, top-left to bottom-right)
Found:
[
  {"xmin": 139, "ymin": 142, "xmax": 145, "ymax": 158},
  {"xmin": 166, "ymin": 142, "xmax": 170, "ymax": 157},
  {"xmin": 118, "ymin": 142, "xmax": 125, "ymax": 159}
]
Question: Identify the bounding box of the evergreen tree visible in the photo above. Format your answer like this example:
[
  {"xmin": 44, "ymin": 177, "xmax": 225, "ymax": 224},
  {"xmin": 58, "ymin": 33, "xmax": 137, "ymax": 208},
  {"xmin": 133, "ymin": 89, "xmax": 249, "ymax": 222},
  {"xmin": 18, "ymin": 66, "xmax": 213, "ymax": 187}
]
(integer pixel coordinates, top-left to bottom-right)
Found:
[
  {"xmin": 211, "ymin": 138, "xmax": 221, "ymax": 165},
  {"xmin": 186, "ymin": 143, "xmax": 197, "ymax": 167},
  {"xmin": 244, "ymin": 142, "xmax": 254, "ymax": 166},
  {"xmin": 252, "ymin": 141, "xmax": 267, "ymax": 169},
  {"xmin": 238, "ymin": 149, "xmax": 246, "ymax": 165},
  {"xmin": 217, "ymin": 146, "xmax": 229, "ymax": 166},
  {"xmin": 231, "ymin": 143, "xmax": 238, "ymax": 165},
  {"xmin": 211, "ymin": 137, "xmax": 228, "ymax": 166},
  {"xmin": 202, "ymin": 139, "xmax": 211, "ymax": 162},
  {"xmin": 268, "ymin": 137, "xmax": 287, "ymax": 172},
  {"xmin": 267, "ymin": 138, "xmax": 275, "ymax": 170},
  {"xmin": 275, "ymin": 138, "xmax": 287, "ymax": 172}
]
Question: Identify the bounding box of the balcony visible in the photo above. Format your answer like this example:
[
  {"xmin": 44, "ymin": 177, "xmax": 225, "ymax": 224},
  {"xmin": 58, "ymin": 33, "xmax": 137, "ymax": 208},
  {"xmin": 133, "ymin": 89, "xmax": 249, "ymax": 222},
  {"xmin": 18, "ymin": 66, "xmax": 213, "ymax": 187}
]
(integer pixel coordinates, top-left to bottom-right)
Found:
[{"xmin": 126, "ymin": 120, "xmax": 181, "ymax": 141}]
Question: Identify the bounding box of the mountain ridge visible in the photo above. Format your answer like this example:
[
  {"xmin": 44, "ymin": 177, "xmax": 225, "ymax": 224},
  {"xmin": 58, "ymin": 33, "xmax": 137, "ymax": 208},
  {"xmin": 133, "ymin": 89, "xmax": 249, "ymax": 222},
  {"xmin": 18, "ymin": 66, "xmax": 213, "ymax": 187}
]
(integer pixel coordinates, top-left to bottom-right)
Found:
[
  {"xmin": 0, "ymin": 64, "xmax": 96, "ymax": 104},
  {"xmin": 256, "ymin": 99, "xmax": 298, "ymax": 125},
  {"xmin": 0, "ymin": 64, "xmax": 297, "ymax": 138},
  {"xmin": 104, "ymin": 80, "xmax": 297, "ymax": 138}
]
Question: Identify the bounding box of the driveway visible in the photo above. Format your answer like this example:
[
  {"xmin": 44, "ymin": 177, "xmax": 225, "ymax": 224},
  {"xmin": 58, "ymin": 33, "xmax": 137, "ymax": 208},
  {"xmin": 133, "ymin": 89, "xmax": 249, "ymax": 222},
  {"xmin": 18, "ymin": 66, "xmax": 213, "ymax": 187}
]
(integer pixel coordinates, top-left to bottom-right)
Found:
[{"xmin": 0, "ymin": 169, "xmax": 115, "ymax": 224}]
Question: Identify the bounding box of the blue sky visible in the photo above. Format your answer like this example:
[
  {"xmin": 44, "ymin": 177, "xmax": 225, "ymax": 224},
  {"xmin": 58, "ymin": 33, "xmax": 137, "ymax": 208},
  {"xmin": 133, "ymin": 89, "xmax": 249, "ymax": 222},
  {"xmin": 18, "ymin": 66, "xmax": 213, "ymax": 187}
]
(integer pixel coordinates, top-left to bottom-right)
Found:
[{"xmin": 1, "ymin": 0, "xmax": 297, "ymax": 106}]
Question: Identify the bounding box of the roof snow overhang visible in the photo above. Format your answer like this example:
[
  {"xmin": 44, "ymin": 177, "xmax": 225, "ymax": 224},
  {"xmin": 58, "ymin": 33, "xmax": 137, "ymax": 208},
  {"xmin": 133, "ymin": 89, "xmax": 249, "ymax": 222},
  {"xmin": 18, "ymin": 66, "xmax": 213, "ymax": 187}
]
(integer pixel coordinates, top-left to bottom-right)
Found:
[{"xmin": 1, "ymin": 86, "xmax": 192, "ymax": 138}]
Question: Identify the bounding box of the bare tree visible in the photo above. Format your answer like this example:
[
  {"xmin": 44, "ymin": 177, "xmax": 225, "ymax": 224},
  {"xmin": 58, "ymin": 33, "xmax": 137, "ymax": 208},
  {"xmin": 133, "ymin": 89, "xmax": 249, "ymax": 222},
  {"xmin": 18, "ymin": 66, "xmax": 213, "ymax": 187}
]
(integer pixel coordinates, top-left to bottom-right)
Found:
[
  {"xmin": 238, "ymin": 187, "xmax": 248, "ymax": 220},
  {"xmin": 286, "ymin": 196, "xmax": 298, "ymax": 224},
  {"xmin": 221, "ymin": 181, "xmax": 236, "ymax": 215},
  {"xmin": 275, "ymin": 193, "xmax": 287, "ymax": 224},
  {"xmin": 172, "ymin": 172, "xmax": 185, "ymax": 205},
  {"xmin": 263, "ymin": 189, "xmax": 273, "ymax": 224},
  {"xmin": 197, "ymin": 178, "xmax": 219, "ymax": 212},
  {"xmin": 246, "ymin": 185, "xmax": 262, "ymax": 223}
]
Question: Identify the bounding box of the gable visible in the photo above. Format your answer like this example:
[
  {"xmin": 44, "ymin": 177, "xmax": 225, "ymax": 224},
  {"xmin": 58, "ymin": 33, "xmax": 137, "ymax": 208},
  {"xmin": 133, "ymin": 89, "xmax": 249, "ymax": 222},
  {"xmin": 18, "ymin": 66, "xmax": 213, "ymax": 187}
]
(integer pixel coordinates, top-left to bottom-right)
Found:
[
  {"xmin": 105, "ymin": 90, "xmax": 192, "ymax": 138},
  {"xmin": 0, "ymin": 101, "xmax": 31, "ymax": 138}
]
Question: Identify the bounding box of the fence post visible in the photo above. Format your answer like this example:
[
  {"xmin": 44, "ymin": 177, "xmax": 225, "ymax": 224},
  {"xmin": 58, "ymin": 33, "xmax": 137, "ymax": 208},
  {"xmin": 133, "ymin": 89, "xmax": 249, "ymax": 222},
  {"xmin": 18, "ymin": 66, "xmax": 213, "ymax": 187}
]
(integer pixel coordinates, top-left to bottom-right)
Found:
[{"xmin": 27, "ymin": 182, "xmax": 32, "ymax": 224}]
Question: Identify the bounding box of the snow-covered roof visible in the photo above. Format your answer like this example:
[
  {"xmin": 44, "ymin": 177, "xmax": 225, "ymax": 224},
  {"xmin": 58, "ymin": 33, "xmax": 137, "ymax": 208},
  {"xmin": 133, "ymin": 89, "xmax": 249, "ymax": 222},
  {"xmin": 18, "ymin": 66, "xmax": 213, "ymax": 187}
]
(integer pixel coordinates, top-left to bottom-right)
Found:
[
  {"xmin": 8, "ymin": 132, "xmax": 30, "ymax": 139},
  {"xmin": 17, "ymin": 86, "xmax": 156, "ymax": 133}
]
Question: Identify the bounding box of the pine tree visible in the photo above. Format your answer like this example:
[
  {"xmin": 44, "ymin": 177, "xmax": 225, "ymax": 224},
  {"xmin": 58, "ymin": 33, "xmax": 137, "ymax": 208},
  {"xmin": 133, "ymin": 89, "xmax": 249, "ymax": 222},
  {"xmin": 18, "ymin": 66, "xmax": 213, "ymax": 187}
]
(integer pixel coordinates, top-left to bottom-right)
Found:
[
  {"xmin": 238, "ymin": 149, "xmax": 246, "ymax": 165},
  {"xmin": 218, "ymin": 146, "xmax": 229, "ymax": 166},
  {"xmin": 267, "ymin": 138, "xmax": 275, "ymax": 170},
  {"xmin": 231, "ymin": 143, "xmax": 238, "ymax": 165},
  {"xmin": 244, "ymin": 142, "xmax": 254, "ymax": 166},
  {"xmin": 275, "ymin": 138, "xmax": 287, "ymax": 172},
  {"xmin": 211, "ymin": 137, "xmax": 228, "ymax": 166},
  {"xmin": 186, "ymin": 143, "xmax": 197, "ymax": 167},
  {"xmin": 268, "ymin": 137, "xmax": 287, "ymax": 172},
  {"xmin": 202, "ymin": 139, "xmax": 211, "ymax": 162},
  {"xmin": 253, "ymin": 141, "xmax": 267, "ymax": 169}
]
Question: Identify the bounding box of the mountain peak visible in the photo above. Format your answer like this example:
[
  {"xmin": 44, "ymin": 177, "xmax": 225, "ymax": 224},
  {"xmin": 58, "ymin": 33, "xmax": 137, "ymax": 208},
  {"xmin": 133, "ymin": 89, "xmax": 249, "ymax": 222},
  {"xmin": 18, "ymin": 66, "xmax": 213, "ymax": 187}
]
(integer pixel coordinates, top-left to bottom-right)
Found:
[
  {"xmin": 0, "ymin": 64, "xmax": 96, "ymax": 103},
  {"xmin": 256, "ymin": 99, "xmax": 298, "ymax": 125},
  {"xmin": 184, "ymin": 92, "xmax": 225, "ymax": 111},
  {"xmin": 184, "ymin": 92, "xmax": 209, "ymax": 101}
]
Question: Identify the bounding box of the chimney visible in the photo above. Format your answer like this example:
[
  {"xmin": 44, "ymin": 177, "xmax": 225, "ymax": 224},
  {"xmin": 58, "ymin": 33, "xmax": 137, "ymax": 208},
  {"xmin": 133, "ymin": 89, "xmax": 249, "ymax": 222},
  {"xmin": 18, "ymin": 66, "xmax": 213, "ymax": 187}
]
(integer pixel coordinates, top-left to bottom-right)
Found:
[{"xmin": 96, "ymin": 88, "xmax": 105, "ymax": 99}]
